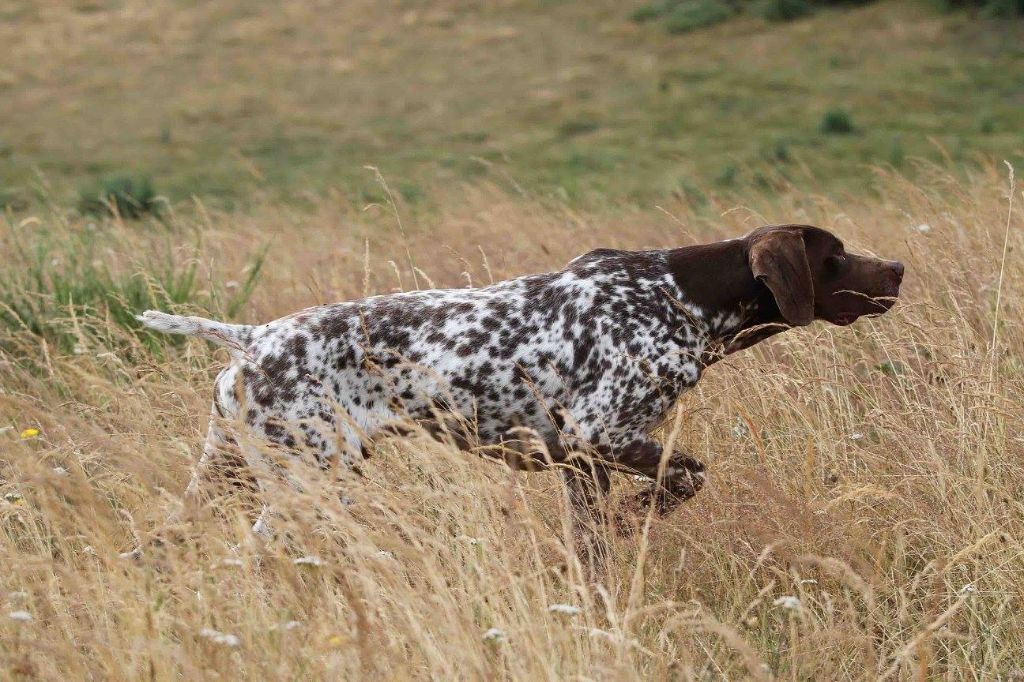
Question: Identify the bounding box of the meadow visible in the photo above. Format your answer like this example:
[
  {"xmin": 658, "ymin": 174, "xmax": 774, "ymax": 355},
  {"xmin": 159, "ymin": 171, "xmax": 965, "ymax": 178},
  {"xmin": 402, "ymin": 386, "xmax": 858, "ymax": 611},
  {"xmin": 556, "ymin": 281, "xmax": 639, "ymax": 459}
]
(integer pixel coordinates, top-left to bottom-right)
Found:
[
  {"xmin": 2, "ymin": 0, "xmax": 1024, "ymax": 680},
  {"xmin": 2, "ymin": 162, "xmax": 1023, "ymax": 679}
]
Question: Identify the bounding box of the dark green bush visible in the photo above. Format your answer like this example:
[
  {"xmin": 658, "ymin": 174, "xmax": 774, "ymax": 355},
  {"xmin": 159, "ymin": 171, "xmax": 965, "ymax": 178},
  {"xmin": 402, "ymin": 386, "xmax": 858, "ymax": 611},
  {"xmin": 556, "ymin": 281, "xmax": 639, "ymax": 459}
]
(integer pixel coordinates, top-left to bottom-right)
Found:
[
  {"xmin": 981, "ymin": 0, "xmax": 1024, "ymax": 16},
  {"xmin": 632, "ymin": 0, "xmax": 1020, "ymax": 36},
  {"xmin": 78, "ymin": 173, "xmax": 161, "ymax": 219},
  {"xmin": 935, "ymin": 0, "xmax": 1024, "ymax": 15},
  {"xmin": 755, "ymin": 0, "xmax": 815, "ymax": 21},
  {"xmin": 631, "ymin": 3, "xmax": 665, "ymax": 21},
  {"xmin": 819, "ymin": 108, "xmax": 855, "ymax": 134}
]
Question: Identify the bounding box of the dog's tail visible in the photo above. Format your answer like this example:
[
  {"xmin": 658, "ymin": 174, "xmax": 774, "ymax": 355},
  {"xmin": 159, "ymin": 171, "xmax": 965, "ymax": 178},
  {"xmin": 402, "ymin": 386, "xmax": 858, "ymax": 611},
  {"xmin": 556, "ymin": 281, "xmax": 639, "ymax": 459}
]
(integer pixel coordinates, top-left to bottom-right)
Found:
[{"xmin": 137, "ymin": 310, "xmax": 256, "ymax": 351}]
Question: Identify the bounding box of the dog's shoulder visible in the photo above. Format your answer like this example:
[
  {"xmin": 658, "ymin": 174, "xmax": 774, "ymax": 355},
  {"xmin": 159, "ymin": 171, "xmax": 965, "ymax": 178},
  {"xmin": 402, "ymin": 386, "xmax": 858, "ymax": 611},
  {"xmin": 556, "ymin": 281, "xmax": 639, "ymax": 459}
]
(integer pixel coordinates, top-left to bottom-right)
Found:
[{"xmin": 565, "ymin": 248, "xmax": 668, "ymax": 280}]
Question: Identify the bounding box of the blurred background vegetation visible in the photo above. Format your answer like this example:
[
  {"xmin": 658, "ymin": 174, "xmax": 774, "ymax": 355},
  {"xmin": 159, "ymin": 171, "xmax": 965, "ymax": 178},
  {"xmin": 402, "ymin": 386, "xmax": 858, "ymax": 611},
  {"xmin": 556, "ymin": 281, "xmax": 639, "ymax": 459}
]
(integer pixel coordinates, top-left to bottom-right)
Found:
[{"xmin": 0, "ymin": 0, "xmax": 1021, "ymax": 212}]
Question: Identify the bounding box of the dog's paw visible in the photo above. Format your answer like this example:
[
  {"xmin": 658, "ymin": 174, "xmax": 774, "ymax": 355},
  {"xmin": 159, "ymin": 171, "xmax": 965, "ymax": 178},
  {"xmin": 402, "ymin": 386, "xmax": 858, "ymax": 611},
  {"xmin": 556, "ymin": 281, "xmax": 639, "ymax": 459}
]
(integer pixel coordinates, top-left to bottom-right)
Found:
[
  {"xmin": 672, "ymin": 456, "xmax": 707, "ymax": 498},
  {"xmin": 633, "ymin": 457, "xmax": 707, "ymax": 515}
]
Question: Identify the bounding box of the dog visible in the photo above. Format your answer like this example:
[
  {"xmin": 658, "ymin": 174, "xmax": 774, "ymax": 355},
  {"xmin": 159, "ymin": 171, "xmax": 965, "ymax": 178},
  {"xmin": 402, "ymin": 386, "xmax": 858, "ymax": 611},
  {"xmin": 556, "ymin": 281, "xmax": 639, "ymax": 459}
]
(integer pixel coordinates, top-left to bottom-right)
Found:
[{"xmin": 140, "ymin": 224, "xmax": 903, "ymax": 533}]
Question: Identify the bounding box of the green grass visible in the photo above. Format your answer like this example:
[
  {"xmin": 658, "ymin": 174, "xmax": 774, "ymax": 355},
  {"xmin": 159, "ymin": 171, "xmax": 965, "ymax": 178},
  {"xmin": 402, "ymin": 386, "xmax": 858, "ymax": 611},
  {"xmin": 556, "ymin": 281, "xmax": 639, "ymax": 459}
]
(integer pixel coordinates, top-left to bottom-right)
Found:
[{"xmin": 0, "ymin": 221, "xmax": 265, "ymax": 356}]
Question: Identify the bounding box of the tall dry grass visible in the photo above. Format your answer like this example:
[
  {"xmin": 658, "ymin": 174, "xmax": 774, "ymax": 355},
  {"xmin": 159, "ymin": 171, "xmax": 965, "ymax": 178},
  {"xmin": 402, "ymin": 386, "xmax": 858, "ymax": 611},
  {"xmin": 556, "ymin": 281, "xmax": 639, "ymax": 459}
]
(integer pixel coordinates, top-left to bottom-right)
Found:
[{"xmin": 1, "ymin": 162, "xmax": 1023, "ymax": 679}]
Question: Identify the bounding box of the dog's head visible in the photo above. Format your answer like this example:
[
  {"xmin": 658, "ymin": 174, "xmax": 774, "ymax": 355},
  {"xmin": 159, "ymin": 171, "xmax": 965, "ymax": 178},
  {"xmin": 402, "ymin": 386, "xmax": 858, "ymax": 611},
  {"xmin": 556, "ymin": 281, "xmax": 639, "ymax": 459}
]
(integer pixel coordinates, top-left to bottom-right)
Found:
[{"xmin": 745, "ymin": 224, "xmax": 904, "ymax": 327}]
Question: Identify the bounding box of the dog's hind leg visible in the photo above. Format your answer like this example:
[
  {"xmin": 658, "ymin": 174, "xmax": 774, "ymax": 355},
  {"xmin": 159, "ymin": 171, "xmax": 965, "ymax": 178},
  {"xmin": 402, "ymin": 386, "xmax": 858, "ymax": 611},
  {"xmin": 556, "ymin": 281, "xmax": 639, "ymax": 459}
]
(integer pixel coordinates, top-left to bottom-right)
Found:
[{"xmin": 159, "ymin": 405, "xmax": 249, "ymax": 529}]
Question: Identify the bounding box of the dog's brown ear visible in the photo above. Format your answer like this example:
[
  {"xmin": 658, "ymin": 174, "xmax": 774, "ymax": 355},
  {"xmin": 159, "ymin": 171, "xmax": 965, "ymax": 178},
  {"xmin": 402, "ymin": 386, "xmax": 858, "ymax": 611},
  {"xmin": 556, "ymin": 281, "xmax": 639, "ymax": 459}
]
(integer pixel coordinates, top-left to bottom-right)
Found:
[{"xmin": 749, "ymin": 229, "xmax": 814, "ymax": 326}]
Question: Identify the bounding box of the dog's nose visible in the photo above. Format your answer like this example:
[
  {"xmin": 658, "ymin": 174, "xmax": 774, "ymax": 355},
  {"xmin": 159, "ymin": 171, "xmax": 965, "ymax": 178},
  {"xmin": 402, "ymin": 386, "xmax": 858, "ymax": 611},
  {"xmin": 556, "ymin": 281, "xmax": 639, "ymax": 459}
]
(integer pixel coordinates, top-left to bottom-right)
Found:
[{"xmin": 892, "ymin": 261, "xmax": 905, "ymax": 281}]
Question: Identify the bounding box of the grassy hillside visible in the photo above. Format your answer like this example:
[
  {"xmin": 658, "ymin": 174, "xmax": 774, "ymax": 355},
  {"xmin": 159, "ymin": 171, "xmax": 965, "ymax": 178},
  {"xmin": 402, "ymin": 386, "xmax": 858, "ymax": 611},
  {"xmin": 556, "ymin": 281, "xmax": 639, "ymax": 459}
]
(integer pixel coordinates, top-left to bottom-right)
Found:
[{"xmin": 1, "ymin": 0, "xmax": 1022, "ymax": 208}]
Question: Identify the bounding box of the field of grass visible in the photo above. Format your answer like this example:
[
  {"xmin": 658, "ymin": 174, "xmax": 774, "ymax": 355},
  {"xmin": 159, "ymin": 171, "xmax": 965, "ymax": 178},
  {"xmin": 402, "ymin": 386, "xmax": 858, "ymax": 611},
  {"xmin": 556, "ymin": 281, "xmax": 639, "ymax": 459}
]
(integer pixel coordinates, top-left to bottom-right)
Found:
[
  {"xmin": 3, "ymin": 0, "xmax": 1024, "ymax": 679},
  {"xmin": 2, "ymin": 160, "xmax": 1023, "ymax": 678},
  {"xmin": 1, "ymin": 0, "xmax": 1022, "ymax": 208}
]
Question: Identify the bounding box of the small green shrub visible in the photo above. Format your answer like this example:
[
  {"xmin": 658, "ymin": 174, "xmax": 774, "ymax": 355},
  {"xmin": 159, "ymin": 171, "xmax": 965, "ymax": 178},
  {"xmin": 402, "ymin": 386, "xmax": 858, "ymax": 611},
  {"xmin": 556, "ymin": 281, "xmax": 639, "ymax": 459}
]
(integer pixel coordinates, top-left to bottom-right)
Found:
[
  {"xmin": 755, "ymin": 0, "xmax": 815, "ymax": 21},
  {"xmin": 78, "ymin": 173, "xmax": 161, "ymax": 219},
  {"xmin": 397, "ymin": 181, "xmax": 425, "ymax": 205},
  {"xmin": 764, "ymin": 139, "xmax": 793, "ymax": 163},
  {"xmin": 664, "ymin": 0, "xmax": 734, "ymax": 33},
  {"xmin": 888, "ymin": 135, "xmax": 905, "ymax": 167},
  {"xmin": 558, "ymin": 119, "xmax": 601, "ymax": 138},
  {"xmin": 819, "ymin": 108, "xmax": 855, "ymax": 134},
  {"xmin": 0, "ymin": 188, "xmax": 29, "ymax": 212},
  {"xmin": 715, "ymin": 164, "xmax": 739, "ymax": 186},
  {"xmin": 630, "ymin": 3, "xmax": 665, "ymax": 21}
]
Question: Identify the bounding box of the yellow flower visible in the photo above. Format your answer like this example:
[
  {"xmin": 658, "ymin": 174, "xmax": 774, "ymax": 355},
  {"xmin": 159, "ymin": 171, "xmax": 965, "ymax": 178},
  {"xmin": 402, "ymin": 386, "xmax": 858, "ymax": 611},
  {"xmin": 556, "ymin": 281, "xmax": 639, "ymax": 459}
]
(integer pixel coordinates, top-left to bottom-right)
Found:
[
  {"xmin": 327, "ymin": 635, "xmax": 344, "ymax": 647},
  {"xmin": 19, "ymin": 428, "xmax": 39, "ymax": 440}
]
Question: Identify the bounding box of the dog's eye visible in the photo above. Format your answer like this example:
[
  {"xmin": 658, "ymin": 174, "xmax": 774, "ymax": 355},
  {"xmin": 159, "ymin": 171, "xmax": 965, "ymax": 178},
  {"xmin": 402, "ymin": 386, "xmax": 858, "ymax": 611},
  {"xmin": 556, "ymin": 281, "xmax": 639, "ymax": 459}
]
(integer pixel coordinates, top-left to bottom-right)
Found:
[{"xmin": 826, "ymin": 254, "xmax": 847, "ymax": 271}]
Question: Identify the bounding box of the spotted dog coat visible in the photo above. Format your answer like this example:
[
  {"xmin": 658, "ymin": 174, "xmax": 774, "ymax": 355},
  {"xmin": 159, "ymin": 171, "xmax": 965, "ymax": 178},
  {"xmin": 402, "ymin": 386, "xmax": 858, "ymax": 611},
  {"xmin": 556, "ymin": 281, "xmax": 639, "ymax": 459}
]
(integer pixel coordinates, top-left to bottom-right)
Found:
[{"xmin": 140, "ymin": 224, "xmax": 904, "ymax": 523}]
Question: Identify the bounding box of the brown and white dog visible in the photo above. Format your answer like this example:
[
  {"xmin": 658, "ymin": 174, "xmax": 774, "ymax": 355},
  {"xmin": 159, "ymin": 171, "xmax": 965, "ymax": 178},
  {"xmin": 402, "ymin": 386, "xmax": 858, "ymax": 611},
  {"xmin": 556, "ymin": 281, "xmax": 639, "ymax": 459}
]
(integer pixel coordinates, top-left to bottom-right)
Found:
[{"xmin": 140, "ymin": 224, "xmax": 903, "ymax": 531}]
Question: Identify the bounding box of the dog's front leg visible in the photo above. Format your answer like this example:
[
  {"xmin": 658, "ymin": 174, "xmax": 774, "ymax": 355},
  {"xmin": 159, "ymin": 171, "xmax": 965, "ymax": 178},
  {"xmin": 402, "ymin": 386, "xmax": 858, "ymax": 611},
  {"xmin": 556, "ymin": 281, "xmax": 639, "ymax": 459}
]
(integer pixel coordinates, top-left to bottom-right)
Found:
[
  {"xmin": 559, "ymin": 459, "xmax": 611, "ymax": 577},
  {"xmin": 615, "ymin": 438, "xmax": 707, "ymax": 516}
]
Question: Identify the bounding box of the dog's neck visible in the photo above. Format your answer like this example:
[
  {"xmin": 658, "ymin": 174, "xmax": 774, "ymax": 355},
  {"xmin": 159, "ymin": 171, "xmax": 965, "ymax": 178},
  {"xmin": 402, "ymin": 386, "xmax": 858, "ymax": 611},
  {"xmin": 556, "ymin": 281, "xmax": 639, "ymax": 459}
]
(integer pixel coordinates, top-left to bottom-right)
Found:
[{"xmin": 665, "ymin": 239, "xmax": 788, "ymax": 361}]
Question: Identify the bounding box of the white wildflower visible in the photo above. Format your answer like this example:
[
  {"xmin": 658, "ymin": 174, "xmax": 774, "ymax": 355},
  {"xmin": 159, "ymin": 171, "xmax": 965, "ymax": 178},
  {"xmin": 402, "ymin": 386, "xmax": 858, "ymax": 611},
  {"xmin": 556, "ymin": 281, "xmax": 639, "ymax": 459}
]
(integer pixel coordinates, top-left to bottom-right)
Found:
[
  {"xmin": 212, "ymin": 558, "xmax": 244, "ymax": 569},
  {"xmin": 459, "ymin": 535, "xmax": 483, "ymax": 546},
  {"xmin": 52, "ymin": 466, "xmax": 69, "ymax": 476},
  {"xmin": 916, "ymin": 223, "xmax": 932, "ymax": 234},
  {"xmin": 848, "ymin": 432, "xmax": 864, "ymax": 441},
  {"xmin": 482, "ymin": 627, "xmax": 507, "ymax": 642},
  {"xmin": 199, "ymin": 627, "xmax": 241, "ymax": 647},
  {"xmin": 82, "ymin": 545, "xmax": 97, "ymax": 556},
  {"xmin": 293, "ymin": 556, "xmax": 324, "ymax": 567},
  {"xmin": 270, "ymin": 620, "xmax": 301, "ymax": 631},
  {"xmin": 799, "ymin": 579, "xmax": 818, "ymax": 585},
  {"xmin": 374, "ymin": 550, "xmax": 395, "ymax": 560},
  {"xmin": 548, "ymin": 603, "xmax": 582, "ymax": 616},
  {"xmin": 959, "ymin": 583, "xmax": 976, "ymax": 596},
  {"xmin": 8, "ymin": 610, "xmax": 32, "ymax": 622},
  {"xmin": 225, "ymin": 280, "xmax": 240, "ymax": 290},
  {"xmin": 773, "ymin": 595, "xmax": 802, "ymax": 611}
]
